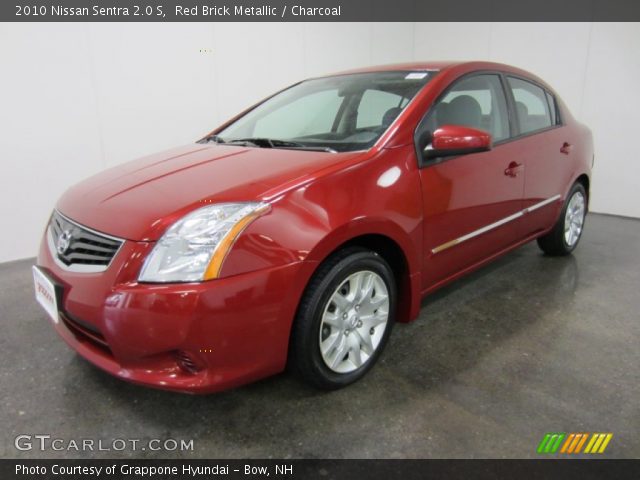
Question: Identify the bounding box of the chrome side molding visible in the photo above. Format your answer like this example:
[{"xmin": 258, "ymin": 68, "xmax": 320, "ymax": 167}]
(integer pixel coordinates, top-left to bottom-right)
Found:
[{"xmin": 431, "ymin": 194, "xmax": 562, "ymax": 255}]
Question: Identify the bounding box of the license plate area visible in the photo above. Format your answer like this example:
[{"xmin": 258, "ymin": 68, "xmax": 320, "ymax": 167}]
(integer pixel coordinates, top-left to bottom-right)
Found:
[{"xmin": 33, "ymin": 266, "xmax": 60, "ymax": 324}]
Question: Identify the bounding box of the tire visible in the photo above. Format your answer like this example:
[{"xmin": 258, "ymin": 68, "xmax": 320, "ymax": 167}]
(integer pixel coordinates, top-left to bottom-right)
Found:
[
  {"xmin": 537, "ymin": 182, "xmax": 587, "ymax": 256},
  {"xmin": 290, "ymin": 247, "xmax": 397, "ymax": 390}
]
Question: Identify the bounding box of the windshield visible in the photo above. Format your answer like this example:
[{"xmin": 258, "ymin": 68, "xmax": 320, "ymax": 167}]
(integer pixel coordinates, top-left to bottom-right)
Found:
[{"xmin": 211, "ymin": 71, "xmax": 435, "ymax": 153}]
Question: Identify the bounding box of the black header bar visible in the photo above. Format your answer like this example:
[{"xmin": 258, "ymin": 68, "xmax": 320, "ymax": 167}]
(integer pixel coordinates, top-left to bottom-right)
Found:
[{"xmin": 3, "ymin": 0, "xmax": 640, "ymax": 22}]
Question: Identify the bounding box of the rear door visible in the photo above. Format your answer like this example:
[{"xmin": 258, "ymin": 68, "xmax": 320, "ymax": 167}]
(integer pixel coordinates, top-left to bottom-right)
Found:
[
  {"xmin": 417, "ymin": 73, "xmax": 525, "ymax": 290},
  {"xmin": 506, "ymin": 76, "xmax": 569, "ymax": 236}
]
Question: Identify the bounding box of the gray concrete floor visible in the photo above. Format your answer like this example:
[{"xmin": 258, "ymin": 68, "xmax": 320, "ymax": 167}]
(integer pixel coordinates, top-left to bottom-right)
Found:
[{"xmin": 1, "ymin": 213, "xmax": 638, "ymax": 459}]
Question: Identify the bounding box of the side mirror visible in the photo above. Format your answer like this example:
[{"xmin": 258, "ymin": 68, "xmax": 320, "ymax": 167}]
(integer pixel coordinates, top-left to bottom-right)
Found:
[{"xmin": 422, "ymin": 125, "xmax": 492, "ymax": 160}]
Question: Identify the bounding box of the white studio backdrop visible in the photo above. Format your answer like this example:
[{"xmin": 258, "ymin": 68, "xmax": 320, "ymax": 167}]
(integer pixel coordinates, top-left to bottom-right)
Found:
[{"xmin": 0, "ymin": 22, "xmax": 638, "ymax": 263}]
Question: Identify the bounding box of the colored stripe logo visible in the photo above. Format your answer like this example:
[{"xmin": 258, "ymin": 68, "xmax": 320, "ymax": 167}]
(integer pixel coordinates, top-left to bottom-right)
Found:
[{"xmin": 537, "ymin": 433, "xmax": 613, "ymax": 454}]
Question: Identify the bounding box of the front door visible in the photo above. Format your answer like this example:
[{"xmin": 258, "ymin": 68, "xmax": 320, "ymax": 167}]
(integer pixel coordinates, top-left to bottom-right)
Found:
[{"xmin": 417, "ymin": 73, "xmax": 525, "ymax": 291}]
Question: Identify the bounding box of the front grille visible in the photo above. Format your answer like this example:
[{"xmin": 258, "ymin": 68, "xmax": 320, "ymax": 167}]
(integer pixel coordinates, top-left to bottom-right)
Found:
[{"xmin": 49, "ymin": 210, "xmax": 123, "ymax": 269}]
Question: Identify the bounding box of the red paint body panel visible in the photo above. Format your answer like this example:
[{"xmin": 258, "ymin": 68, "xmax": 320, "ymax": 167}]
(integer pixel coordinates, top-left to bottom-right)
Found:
[
  {"xmin": 57, "ymin": 144, "xmax": 364, "ymax": 242},
  {"xmin": 38, "ymin": 237, "xmax": 311, "ymax": 393},
  {"xmin": 36, "ymin": 61, "xmax": 592, "ymax": 393},
  {"xmin": 419, "ymin": 140, "xmax": 526, "ymax": 287}
]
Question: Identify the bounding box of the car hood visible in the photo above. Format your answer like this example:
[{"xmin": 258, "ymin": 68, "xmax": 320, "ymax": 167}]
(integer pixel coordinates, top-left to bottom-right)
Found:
[{"xmin": 57, "ymin": 144, "xmax": 363, "ymax": 241}]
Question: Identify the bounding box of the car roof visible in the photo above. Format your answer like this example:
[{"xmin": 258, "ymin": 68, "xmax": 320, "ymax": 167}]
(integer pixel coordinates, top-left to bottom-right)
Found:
[
  {"xmin": 324, "ymin": 61, "xmax": 550, "ymax": 91},
  {"xmin": 332, "ymin": 61, "xmax": 464, "ymax": 74}
]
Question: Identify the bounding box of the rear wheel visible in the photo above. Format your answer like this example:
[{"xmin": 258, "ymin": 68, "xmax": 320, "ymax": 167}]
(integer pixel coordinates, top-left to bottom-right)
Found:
[
  {"xmin": 537, "ymin": 182, "xmax": 587, "ymax": 256},
  {"xmin": 290, "ymin": 247, "xmax": 396, "ymax": 389}
]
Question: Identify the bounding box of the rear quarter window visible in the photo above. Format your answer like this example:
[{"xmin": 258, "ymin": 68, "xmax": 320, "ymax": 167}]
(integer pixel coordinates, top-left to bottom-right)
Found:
[{"xmin": 508, "ymin": 77, "xmax": 553, "ymax": 134}]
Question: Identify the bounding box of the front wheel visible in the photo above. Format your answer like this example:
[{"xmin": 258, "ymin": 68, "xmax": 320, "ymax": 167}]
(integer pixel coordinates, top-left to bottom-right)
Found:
[
  {"xmin": 290, "ymin": 247, "xmax": 396, "ymax": 390},
  {"xmin": 537, "ymin": 182, "xmax": 587, "ymax": 256}
]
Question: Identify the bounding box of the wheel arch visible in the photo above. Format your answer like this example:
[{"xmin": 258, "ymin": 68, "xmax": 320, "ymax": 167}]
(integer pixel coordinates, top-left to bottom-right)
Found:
[
  {"xmin": 575, "ymin": 173, "xmax": 590, "ymax": 209},
  {"xmin": 301, "ymin": 221, "xmax": 422, "ymax": 325},
  {"xmin": 339, "ymin": 234, "xmax": 413, "ymax": 324}
]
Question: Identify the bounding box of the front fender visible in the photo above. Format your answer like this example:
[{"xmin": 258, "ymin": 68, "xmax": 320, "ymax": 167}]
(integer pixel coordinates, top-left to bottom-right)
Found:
[{"xmin": 220, "ymin": 145, "xmax": 424, "ymax": 321}]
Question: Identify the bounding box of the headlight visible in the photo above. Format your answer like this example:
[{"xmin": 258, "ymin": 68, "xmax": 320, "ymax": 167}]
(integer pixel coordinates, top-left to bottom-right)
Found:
[{"xmin": 138, "ymin": 202, "xmax": 269, "ymax": 283}]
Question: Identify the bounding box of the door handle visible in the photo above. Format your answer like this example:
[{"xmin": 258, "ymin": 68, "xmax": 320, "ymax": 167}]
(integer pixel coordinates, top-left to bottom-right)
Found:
[
  {"xmin": 504, "ymin": 161, "xmax": 523, "ymax": 178},
  {"xmin": 560, "ymin": 142, "xmax": 572, "ymax": 154}
]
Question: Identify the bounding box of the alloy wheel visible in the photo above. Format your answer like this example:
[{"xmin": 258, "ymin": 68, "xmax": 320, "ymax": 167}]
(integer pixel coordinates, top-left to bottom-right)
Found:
[{"xmin": 564, "ymin": 191, "xmax": 586, "ymax": 247}]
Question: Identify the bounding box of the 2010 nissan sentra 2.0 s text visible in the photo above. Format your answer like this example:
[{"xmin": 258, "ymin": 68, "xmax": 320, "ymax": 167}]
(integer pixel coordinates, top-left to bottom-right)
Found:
[{"xmin": 34, "ymin": 61, "xmax": 593, "ymax": 393}]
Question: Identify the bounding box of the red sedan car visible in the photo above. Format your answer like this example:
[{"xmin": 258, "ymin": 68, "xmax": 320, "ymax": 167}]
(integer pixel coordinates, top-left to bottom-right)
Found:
[{"xmin": 34, "ymin": 61, "xmax": 592, "ymax": 393}]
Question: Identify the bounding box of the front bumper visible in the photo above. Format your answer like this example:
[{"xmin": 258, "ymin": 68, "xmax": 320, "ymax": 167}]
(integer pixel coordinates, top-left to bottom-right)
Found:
[{"xmin": 36, "ymin": 233, "xmax": 310, "ymax": 394}]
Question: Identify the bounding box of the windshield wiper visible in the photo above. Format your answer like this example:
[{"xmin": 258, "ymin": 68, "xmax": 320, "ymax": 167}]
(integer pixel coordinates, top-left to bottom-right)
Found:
[
  {"xmin": 199, "ymin": 134, "xmax": 226, "ymax": 144},
  {"xmin": 227, "ymin": 137, "xmax": 294, "ymax": 148},
  {"xmin": 226, "ymin": 137, "xmax": 336, "ymax": 153},
  {"xmin": 282, "ymin": 145, "xmax": 338, "ymax": 153}
]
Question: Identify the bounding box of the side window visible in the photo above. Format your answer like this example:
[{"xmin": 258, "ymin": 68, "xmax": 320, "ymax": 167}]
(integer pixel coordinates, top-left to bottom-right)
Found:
[
  {"xmin": 424, "ymin": 74, "xmax": 510, "ymax": 142},
  {"xmin": 253, "ymin": 90, "xmax": 343, "ymax": 138},
  {"xmin": 508, "ymin": 77, "xmax": 553, "ymax": 134},
  {"xmin": 356, "ymin": 89, "xmax": 405, "ymax": 129},
  {"xmin": 545, "ymin": 91, "xmax": 558, "ymax": 125}
]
